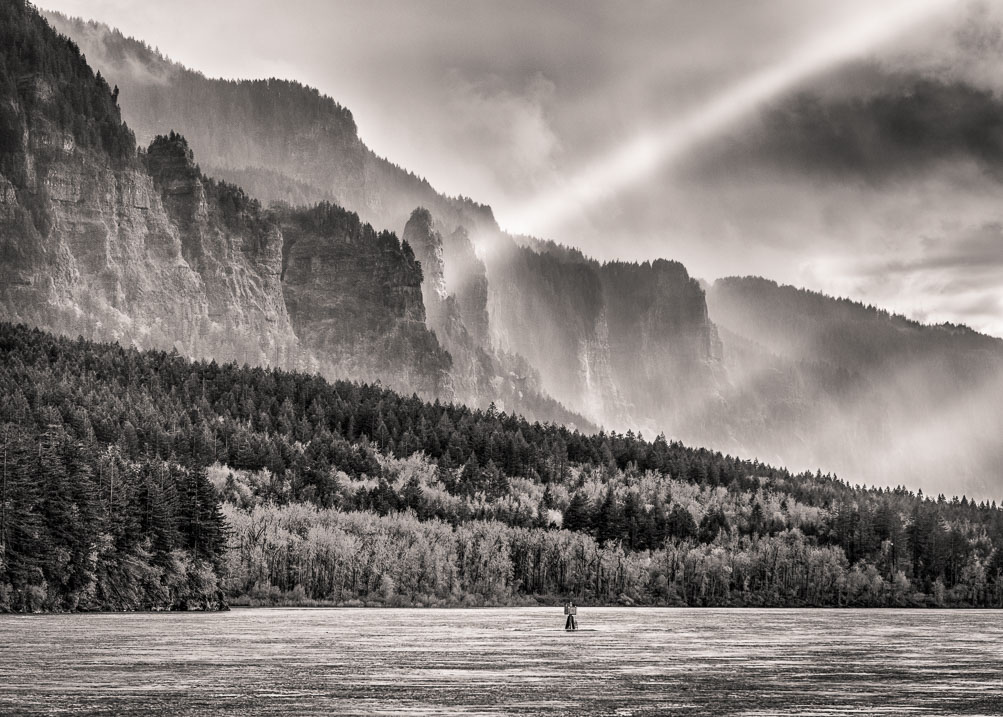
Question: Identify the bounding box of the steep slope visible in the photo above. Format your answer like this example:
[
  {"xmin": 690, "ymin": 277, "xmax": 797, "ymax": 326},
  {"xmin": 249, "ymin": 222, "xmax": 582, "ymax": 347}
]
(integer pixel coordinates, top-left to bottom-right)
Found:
[
  {"xmin": 487, "ymin": 237, "xmax": 727, "ymax": 436},
  {"xmin": 401, "ymin": 208, "xmax": 590, "ymax": 427},
  {"xmin": 707, "ymin": 277, "xmax": 1003, "ymax": 496},
  {"xmin": 276, "ymin": 202, "xmax": 451, "ymax": 397},
  {"xmin": 402, "ymin": 208, "xmax": 496, "ymax": 403},
  {"xmin": 0, "ymin": 2, "xmax": 452, "ymax": 397},
  {"xmin": 0, "ymin": 2, "xmax": 296, "ymax": 366},
  {"xmin": 599, "ymin": 259, "xmax": 724, "ymax": 432},
  {"xmin": 484, "ymin": 237, "xmax": 629, "ymax": 424}
]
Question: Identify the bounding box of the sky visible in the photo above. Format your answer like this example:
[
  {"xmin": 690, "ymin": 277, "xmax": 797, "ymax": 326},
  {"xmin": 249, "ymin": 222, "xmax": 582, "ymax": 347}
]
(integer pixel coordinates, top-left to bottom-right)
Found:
[{"xmin": 36, "ymin": 0, "xmax": 1003, "ymax": 337}]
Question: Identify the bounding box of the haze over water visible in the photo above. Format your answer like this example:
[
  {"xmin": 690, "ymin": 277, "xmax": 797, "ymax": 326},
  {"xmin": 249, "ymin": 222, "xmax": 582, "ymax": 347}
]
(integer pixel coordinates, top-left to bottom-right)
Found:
[{"xmin": 2, "ymin": 607, "xmax": 1001, "ymax": 715}]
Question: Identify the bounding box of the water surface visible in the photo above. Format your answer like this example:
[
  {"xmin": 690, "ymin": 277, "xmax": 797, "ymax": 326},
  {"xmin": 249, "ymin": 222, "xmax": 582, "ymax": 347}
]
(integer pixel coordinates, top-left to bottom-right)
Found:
[{"xmin": 1, "ymin": 608, "xmax": 1001, "ymax": 715}]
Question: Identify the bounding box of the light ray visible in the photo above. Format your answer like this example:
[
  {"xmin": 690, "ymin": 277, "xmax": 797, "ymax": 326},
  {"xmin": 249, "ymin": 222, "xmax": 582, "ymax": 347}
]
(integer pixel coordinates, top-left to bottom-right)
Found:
[{"xmin": 503, "ymin": 0, "xmax": 959, "ymax": 237}]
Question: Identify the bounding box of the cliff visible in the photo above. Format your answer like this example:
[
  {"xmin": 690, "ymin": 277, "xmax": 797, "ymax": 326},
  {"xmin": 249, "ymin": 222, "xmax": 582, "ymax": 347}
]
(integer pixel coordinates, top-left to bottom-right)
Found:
[
  {"xmin": 402, "ymin": 208, "xmax": 485, "ymax": 401},
  {"xmin": 40, "ymin": 11, "xmax": 737, "ymax": 436},
  {"xmin": 0, "ymin": 4, "xmax": 296, "ymax": 366},
  {"xmin": 599, "ymin": 259, "xmax": 724, "ymax": 435},
  {"xmin": 402, "ymin": 208, "xmax": 592, "ymax": 428},
  {"xmin": 0, "ymin": 3, "xmax": 454, "ymax": 398},
  {"xmin": 484, "ymin": 237, "xmax": 627, "ymax": 424},
  {"xmin": 144, "ymin": 132, "xmax": 296, "ymax": 363},
  {"xmin": 483, "ymin": 239, "xmax": 726, "ymax": 436},
  {"xmin": 277, "ymin": 203, "xmax": 452, "ymax": 397}
]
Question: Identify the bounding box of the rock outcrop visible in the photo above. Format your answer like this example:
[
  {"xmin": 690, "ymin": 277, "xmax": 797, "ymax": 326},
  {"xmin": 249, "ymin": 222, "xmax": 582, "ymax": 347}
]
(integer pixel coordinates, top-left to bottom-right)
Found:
[
  {"xmin": 145, "ymin": 132, "xmax": 296, "ymax": 363},
  {"xmin": 278, "ymin": 203, "xmax": 452, "ymax": 397},
  {"xmin": 441, "ymin": 226, "xmax": 490, "ymax": 348},
  {"xmin": 402, "ymin": 208, "xmax": 589, "ymax": 427}
]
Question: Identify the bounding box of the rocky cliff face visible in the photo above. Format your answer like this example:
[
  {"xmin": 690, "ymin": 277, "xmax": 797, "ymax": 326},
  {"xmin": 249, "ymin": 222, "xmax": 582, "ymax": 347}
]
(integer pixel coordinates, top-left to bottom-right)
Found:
[
  {"xmin": 1, "ymin": 4, "xmax": 455, "ymax": 399},
  {"xmin": 483, "ymin": 239, "xmax": 725, "ymax": 434},
  {"xmin": 145, "ymin": 133, "xmax": 297, "ymax": 363},
  {"xmin": 441, "ymin": 226, "xmax": 490, "ymax": 348},
  {"xmin": 401, "ymin": 208, "xmax": 590, "ymax": 427},
  {"xmin": 278, "ymin": 203, "xmax": 451, "ymax": 397},
  {"xmin": 401, "ymin": 208, "xmax": 481, "ymax": 400},
  {"xmin": 599, "ymin": 260, "xmax": 724, "ymax": 435},
  {"xmin": 0, "ymin": 78, "xmax": 296, "ymax": 366}
]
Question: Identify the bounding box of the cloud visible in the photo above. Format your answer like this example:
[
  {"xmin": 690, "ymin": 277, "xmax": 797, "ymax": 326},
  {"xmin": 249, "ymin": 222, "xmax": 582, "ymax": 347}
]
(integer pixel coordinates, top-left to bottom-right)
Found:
[
  {"xmin": 853, "ymin": 224, "xmax": 1003, "ymax": 281},
  {"xmin": 804, "ymin": 222, "xmax": 1003, "ymax": 337},
  {"xmin": 685, "ymin": 72, "xmax": 1003, "ymax": 183},
  {"xmin": 441, "ymin": 72, "xmax": 560, "ymax": 191},
  {"xmin": 915, "ymin": 225, "xmax": 1003, "ymax": 271},
  {"xmin": 881, "ymin": 0, "xmax": 1003, "ymax": 93}
]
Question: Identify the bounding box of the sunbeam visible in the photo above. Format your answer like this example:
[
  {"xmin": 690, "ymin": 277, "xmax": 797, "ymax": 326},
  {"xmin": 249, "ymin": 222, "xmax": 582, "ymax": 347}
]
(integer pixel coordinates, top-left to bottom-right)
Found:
[{"xmin": 502, "ymin": 0, "xmax": 959, "ymax": 237}]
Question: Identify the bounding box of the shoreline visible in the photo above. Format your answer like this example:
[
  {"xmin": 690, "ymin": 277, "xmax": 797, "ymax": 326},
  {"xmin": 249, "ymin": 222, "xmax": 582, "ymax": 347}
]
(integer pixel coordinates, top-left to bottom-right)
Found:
[{"xmin": 6, "ymin": 603, "xmax": 1003, "ymax": 616}]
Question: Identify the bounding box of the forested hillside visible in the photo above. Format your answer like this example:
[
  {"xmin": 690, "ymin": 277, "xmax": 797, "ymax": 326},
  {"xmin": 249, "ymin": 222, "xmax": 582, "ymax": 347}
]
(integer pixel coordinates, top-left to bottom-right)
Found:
[{"xmin": 3, "ymin": 322, "xmax": 1003, "ymax": 612}]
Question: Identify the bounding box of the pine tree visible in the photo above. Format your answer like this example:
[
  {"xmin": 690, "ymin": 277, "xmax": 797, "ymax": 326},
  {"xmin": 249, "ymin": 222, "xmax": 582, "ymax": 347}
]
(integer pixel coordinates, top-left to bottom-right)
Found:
[{"xmin": 563, "ymin": 491, "xmax": 591, "ymax": 533}]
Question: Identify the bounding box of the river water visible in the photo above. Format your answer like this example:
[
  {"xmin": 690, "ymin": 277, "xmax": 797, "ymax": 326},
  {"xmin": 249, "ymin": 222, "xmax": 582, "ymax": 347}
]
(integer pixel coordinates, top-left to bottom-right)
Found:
[{"xmin": 1, "ymin": 608, "xmax": 1001, "ymax": 715}]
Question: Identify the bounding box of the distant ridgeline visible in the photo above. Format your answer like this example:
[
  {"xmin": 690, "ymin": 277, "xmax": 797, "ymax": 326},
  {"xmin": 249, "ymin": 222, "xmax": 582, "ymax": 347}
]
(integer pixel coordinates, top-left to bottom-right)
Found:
[{"xmin": 2, "ymin": 323, "xmax": 1003, "ymax": 611}]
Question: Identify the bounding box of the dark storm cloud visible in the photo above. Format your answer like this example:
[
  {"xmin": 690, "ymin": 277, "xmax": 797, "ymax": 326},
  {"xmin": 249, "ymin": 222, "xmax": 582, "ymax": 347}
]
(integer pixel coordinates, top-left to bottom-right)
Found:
[{"xmin": 687, "ymin": 70, "xmax": 1003, "ymax": 182}]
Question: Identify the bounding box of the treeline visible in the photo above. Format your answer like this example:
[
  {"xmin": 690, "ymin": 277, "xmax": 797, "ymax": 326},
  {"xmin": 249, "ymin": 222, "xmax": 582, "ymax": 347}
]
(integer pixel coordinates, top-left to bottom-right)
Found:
[
  {"xmin": 215, "ymin": 455, "xmax": 1003, "ymax": 608},
  {"xmin": 3, "ymin": 323, "xmax": 1003, "ymax": 610},
  {"xmin": 224, "ymin": 504, "xmax": 977, "ymax": 609},
  {"xmin": 0, "ymin": 422, "xmax": 228, "ymax": 612},
  {"xmin": 0, "ymin": 0, "xmax": 135, "ymax": 162}
]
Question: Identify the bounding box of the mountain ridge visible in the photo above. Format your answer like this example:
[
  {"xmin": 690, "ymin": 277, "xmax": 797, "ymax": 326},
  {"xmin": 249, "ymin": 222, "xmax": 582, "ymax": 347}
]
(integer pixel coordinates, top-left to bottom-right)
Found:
[{"xmin": 22, "ymin": 7, "xmax": 1003, "ymax": 498}]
